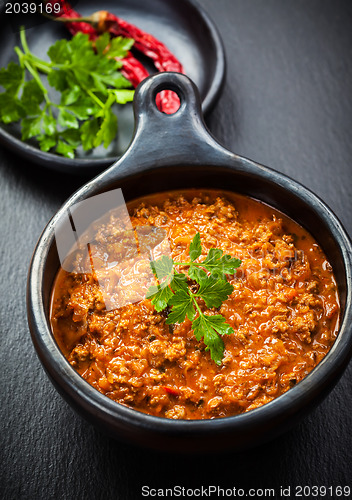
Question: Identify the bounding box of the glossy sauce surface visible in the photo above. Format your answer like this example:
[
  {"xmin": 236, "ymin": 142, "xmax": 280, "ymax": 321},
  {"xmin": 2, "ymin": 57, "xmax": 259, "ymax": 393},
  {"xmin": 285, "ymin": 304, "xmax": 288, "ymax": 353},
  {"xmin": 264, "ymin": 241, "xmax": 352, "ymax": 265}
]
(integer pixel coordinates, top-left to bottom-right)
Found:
[{"xmin": 50, "ymin": 190, "xmax": 340, "ymax": 419}]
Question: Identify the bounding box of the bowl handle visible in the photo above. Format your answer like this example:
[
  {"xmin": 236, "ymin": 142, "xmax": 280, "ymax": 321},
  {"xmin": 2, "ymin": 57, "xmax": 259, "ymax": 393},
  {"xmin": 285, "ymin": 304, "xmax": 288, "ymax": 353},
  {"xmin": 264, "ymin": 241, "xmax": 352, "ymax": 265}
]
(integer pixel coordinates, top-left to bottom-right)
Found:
[{"xmin": 103, "ymin": 72, "xmax": 236, "ymax": 179}]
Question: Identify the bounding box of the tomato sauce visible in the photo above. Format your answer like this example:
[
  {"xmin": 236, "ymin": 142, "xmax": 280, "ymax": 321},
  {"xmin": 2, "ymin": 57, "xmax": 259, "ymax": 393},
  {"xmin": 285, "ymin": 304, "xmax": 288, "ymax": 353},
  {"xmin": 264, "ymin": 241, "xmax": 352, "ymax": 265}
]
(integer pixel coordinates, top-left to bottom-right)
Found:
[{"xmin": 50, "ymin": 190, "xmax": 340, "ymax": 419}]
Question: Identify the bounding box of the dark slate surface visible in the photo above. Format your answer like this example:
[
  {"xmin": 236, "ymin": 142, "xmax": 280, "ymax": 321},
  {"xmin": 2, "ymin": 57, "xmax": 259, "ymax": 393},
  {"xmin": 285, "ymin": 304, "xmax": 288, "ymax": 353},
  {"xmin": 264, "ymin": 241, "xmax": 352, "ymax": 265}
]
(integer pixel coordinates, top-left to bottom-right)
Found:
[{"xmin": 1, "ymin": 1, "xmax": 351, "ymax": 499}]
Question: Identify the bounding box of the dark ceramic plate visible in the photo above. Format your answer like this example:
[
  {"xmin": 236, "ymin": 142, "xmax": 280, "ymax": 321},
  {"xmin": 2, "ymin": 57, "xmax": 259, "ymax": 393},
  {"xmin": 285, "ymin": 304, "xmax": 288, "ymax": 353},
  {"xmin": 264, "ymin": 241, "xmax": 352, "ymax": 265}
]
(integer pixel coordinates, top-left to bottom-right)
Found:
[{"xmin": 0, "ymin": 0, "xmax": 225, "ymax": 175}]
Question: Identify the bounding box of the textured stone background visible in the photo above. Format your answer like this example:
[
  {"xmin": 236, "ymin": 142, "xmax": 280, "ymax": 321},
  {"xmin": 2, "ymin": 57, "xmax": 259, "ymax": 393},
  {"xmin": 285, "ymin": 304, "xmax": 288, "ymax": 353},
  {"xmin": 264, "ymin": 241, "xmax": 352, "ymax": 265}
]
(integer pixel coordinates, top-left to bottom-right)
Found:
[{"xmin": 1, "ymin": 1, "xmax": 351, "ymax": 498}]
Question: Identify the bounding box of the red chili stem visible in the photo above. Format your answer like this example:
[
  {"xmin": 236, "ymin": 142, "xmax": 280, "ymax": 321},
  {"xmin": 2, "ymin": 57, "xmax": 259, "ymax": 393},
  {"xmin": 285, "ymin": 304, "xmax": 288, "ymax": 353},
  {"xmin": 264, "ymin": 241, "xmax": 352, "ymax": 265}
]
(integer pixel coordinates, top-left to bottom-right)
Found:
[{"xmin": 45, "ymin": 0, "xmax": 97, "ymax": 39}]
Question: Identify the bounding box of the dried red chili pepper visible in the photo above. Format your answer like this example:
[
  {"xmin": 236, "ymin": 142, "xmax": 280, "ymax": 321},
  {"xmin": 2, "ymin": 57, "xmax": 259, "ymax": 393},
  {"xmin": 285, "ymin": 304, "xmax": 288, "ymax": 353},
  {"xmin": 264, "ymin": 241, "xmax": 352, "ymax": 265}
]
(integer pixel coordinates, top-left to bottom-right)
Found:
[
  {"xmin": 46, "ymin": 0, "xmax": 149, "ymax": 91},
  {"xmin": 95, "ymin": 10, "xmax": 184, "ymax": 74},
  {"xmin": 95, "ymin": 10, "xmax": 183, "ymax": 113},
  {"xmin": 163, "ymin": 386, "xmax": 179, "ymax": 396},
  {"xmin": 120, "ymin": 53, "xmax": 150, "ymax": 89},
  {"xmin": 45, "ymin": 1, "xmax": 148, "ymax": 94},
  {"xmin": 46, "ymin": 0, "xmax": 182, "ymax": 113}
]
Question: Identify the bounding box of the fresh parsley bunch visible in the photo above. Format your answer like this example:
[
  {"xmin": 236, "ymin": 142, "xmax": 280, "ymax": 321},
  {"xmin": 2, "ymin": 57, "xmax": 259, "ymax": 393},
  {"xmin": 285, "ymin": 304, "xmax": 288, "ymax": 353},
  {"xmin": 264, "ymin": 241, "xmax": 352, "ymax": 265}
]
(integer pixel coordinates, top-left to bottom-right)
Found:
[
  {"xmin": 0, "ymin": 28, "xmax": 135, "ymax": 158},
  {"xmin": 147, "ymin": 233, "xmax": 241, "ymax": 365}
]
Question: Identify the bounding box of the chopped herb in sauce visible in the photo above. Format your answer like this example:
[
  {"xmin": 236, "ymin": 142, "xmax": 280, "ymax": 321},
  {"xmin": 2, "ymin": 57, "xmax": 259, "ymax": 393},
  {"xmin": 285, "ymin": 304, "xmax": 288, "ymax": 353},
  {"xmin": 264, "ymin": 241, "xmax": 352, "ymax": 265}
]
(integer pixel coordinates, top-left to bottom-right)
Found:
[
  {"xmin": 147, "ymin": 233, "xmax": 241, "ymax": 365},
  {"xmin": 50, "ymin": 191, "xmax": 340, "ymax": 420}
]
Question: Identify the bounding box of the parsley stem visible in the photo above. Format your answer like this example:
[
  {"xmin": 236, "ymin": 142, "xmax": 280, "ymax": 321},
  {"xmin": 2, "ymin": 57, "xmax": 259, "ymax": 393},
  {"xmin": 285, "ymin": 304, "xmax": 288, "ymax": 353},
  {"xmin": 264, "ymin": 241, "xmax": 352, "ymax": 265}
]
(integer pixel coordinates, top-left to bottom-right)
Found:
[
  {"xmin": 19, "ymin": 27, "xmax": 52, "ymax": 74},
  {"xmin": 14, "ymin": 47, "xmax": 25, "ymax": 68},
  {"xmin": 19, "ymin": 27, "xmax": 30, "ymax": 55},
  {"xmin": 27, "ymin": 56, "xmax": 52, "ymax": 75},
  {"xmin": 41, "ymin": 13, "xmax": 95, "ymax": 24},
  {"xmin": 189, "ymin": 291, "xmax": 203, "ymax": 316},
  {"xmin": 86, "ymin": 89, "xmax": 105, "ymax": 108},
  {"xmin": 23, "ymin": 60, "xmax": 48, "ymax": 97}
]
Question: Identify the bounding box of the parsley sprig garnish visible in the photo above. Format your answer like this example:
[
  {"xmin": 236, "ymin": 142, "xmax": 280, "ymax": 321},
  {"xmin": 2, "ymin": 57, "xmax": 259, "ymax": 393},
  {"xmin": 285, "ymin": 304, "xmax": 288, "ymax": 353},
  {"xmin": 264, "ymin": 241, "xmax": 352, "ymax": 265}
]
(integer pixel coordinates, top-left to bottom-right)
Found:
[
  {"xmin": 146, "ymin": 233, "xmax": 241, "ymax": 365},
  {"xmin": 0, "ymin": 28, "xmax": 134, "ymax": 158}
]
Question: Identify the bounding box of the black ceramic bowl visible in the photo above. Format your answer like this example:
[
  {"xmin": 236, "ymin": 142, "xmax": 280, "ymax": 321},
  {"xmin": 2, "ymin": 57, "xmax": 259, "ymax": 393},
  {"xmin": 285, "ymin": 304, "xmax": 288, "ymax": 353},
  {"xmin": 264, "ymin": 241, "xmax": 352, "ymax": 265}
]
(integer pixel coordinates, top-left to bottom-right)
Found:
[{"xmin": 27, "ymin": 73, "xmax": 352, "ymax": 453}]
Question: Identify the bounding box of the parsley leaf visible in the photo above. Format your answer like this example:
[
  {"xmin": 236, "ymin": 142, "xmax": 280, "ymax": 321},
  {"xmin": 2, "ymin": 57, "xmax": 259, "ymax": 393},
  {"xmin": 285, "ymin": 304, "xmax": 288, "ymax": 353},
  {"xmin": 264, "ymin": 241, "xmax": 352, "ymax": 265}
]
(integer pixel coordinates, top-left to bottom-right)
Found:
[
  {"xmin": 110, "ymin": 89, "xmax": 136, "ymax": 104},
  {"xmin": 150, "ymin": 255, "xmax": 174, "ymax": 281},
  {"xmin": 189, "ymin": 232, "xmax": 202, "ymax": 261},
  {"xmin": 0, "ymin": 62, "xmax": 24, "ymax": 95},
  {"xmin": 67, "ymin": 98, "xmax": 98, "ymax": 120},
  {"xmin": 21, "ymin": 115, "xmax": 43, "ymax": 140},
  {"xmin": 81, "ymin": 118, "xmax": 100, "ymax": 151},
  {"xmin": 58, "ymin": 108, "xmax": 78, "ymax": 129},
  {"xmin": 188, "ymin": 265, "xmax": 207, "ymax": 282},
  {"xmin": 42, "ymin": 111, "xmax": 56, "ymax": 136},
  {"xmin": 47, "ymin": 38, "xmax": 71, "ymax": 64},
  {"xmin": 193, "ymin": 314, "xmax": 234, "ymax": 365},
  {"xmin": 170, "ymin": 272, "xmax": 188, "ymax": 292},
  {"xmin": 56, "ymin": 140, "xmax": 75, "ymax": 159},
  {"xmin": 196, "ymin": 275, "xmax": 234, "ymax": 309},
  {"xmin": 94, "ymin": 94, "xmax": 117, "ymax": 148},
  {"xmin": 0, "ymin": 92, "xmax": 22, "ymax": 123},
  {"xmin": 146, "ymin": 282, "xmax": 174, "ymax": 312},
  {"xmin": 147, "ymin": 232, "xmax": 241, "ymax": 364},
  {"xmin": 38, "ymin": 135, "xmax": 56, "ymax": 152},
  {"xmin": 147, "ymin": 255, "xmax": 175, "ymax": 311},
  {"xmin": 166, "ymin": 290, "xmax": 196, "ymax": 324},
  {"xmin": 47, "ymin": 70, "xmax": 67, "ymax": 91},
  {"xmin": 201, "ymin": 248, "xmax": 242, "ymax": 279},
  {"xmin": 60, "ymin": 85, "xmax": 81, "ymax": 106},
  {"xmin": 105, "ymin": 36, "xmax": 135, "ymax": 58},
  {"xmin": 0, "ymin": 29, "xmax": 135, "ymax": 158}
]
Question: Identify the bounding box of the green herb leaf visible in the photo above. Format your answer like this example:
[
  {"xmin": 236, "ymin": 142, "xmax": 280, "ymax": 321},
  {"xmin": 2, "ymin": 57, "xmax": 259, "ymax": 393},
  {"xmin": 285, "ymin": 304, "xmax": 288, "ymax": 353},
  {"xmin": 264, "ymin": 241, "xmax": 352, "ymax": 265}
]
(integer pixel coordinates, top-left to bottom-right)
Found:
[
  {"xmin": 58, "ymin": 108, "xmax": 78, "ymax": 129},
  {"xmin": 0, "ymin": 92, "xmax": 21, "ymax": 123},
  {"xmin": 110, "ymin": 88, "xmax": 135, "ymax": 102},
  {"xmin": 196, "ymin": 275, "xmax": 234, "ymax": 309},
  {"xmin": 166, "ymin": 290, "xmax": 196, "ymax": 324},
  {"xmin": 56, "ymin": 140, "xmax": 75, "ymax": 159},
  {"xmin": 47, "ymin": 39, "xmax": 71, "ymax": 64},
  {"xmin": 21, "ymin": 115, "xmax": 42, "ymax": 140},
  {"xmin": 60, "ymin": 85, "xmax": 81, "ymax": 106},
  {"xmin": 150, "ymin": 255, "xmax": 174, "ymax": 281},
  {"xmin": 95, "ymin": 33, "xmax": 111, "ymax": 55},
  {"xmin": 201, "ymin": 248, "xmax": 242, "ymax": 278},
  {"xmin": 147, "ymin": 233, "xmax": 241, "ymax": 364},
  {"xmin": 170, "ymin": 272, "xmax": 188, "ymax": 292},
  {"xmin": 0, "ymin": 29, "xmax": 134, "ymax": 157},
  {"xmin": 146, "ymin": 282, "xmax": 174, "ymax": 312},
  {"xmin": 80, "ymin": 118, "xmax": 100, "ymax": 151},
  {"xmin": 106, "ymin": 36, "xmax": 135, "ymax": 58},
  {"xmin": 20, "ymin": 80, "xmax": 44, "ymax": 116},
  {"xmin": 67, "ymin": 98, "xmax": 98, "ymax": 120},
  {"xmin": 193, "ymin": 314, "xmax": 233, "ymax": 365},
  {"xmin": 38, "ymin": 134, "xmax": 56, "ymax": 152},
  {"xmin": 189, "ymin": 232, "xmax": 202, "ymax": 261},
  {"xmin": 21, "ymin": 79, "xmax": 44, "ymax": 104},
  {"xmin": 47, "ymin": 70, "xmax": 67, "ymax": 91},
  {"xmin": 42, "ymin": 111, "xmax": 56, "ymax": 136},
  {"xmin": 0, "ymin": 62, "xmax": 24, "ymax": 95},
  {"xmin": 94, "ymin": 107, "xmax": 117, "ymax": 149},
  {"xmin": 188, "ymin": 265, "xmax": 207, "ymax": 282},
  {"xmin": 60, "ymin": 128, "xmax": 81, "ymax": 147}
]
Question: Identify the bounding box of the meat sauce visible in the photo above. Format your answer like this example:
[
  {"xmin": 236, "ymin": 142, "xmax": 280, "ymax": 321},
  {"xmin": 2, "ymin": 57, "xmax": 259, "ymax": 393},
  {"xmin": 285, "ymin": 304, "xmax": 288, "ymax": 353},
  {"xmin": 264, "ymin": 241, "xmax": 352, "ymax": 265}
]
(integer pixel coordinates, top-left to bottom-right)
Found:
[{"xmin": 50, "ymin": 190, "xmax": 340, "ymax": 419}]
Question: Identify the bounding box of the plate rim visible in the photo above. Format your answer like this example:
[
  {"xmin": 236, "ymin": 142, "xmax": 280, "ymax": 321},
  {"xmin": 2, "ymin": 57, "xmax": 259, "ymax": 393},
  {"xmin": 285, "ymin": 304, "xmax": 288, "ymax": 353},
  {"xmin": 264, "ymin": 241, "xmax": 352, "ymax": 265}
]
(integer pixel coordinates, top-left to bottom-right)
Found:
[{"xmin": 0, "ymin": 0, "xmax": 226, "ymax": 173}]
